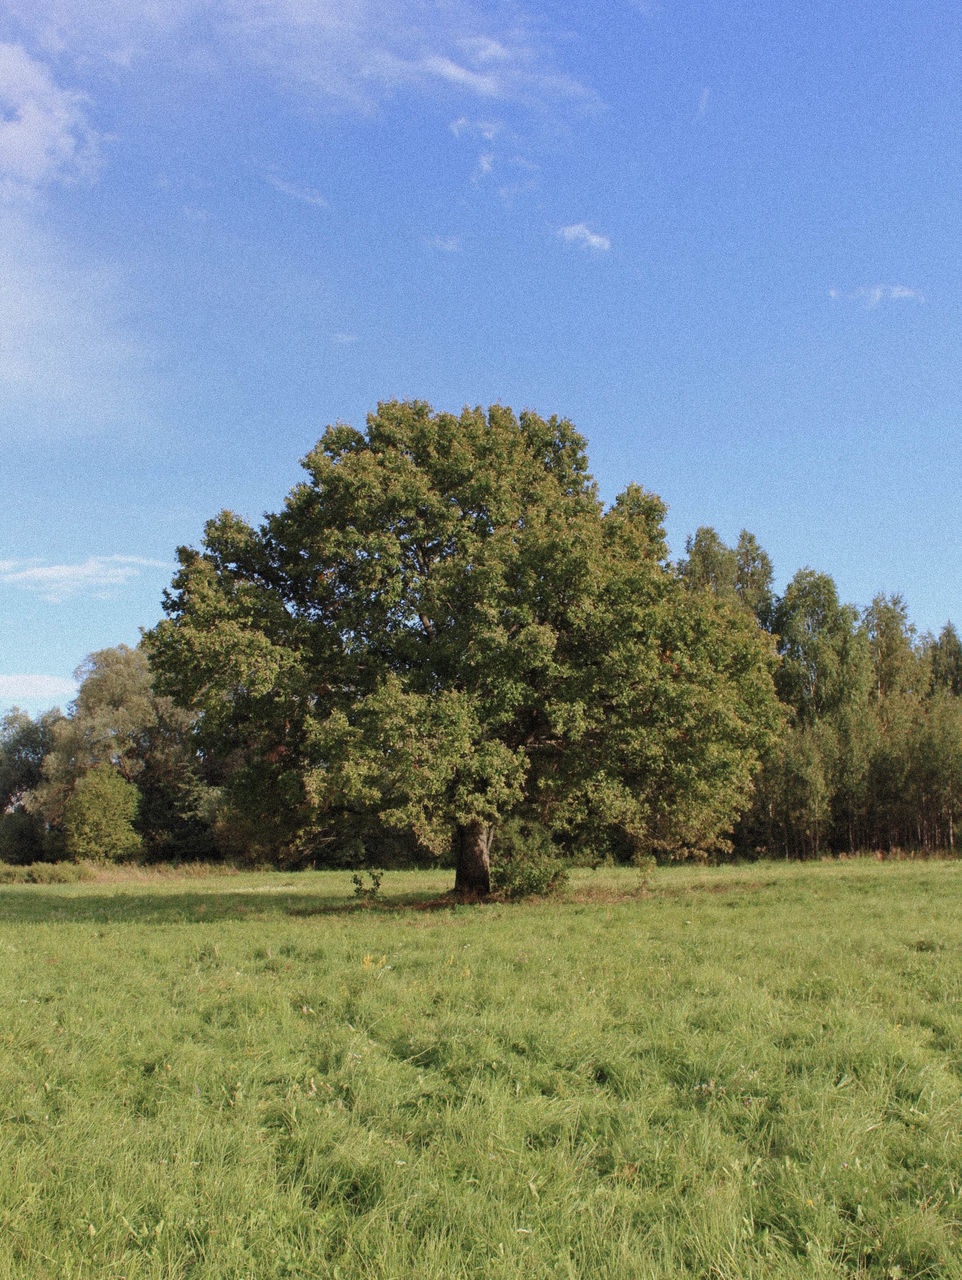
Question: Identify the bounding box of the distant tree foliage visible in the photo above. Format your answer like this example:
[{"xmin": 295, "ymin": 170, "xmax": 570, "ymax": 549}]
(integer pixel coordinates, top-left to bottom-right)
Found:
[
  {"xmin": 0, "ymin": 707, "xmax": 64, "ymax": 863},
  {"xmin": 3, "ymin": 646, "xmax": 214, "ymax": 865},
  {"xmin": 0, "ymin": 707, "xmax": 63, "ymax": 811},
  {"xmin": 930, "ymin": 623, "xmax": 962, "ymax": 697},
  {"xmin": 741, "ymin": 579, "xmax": 961, "ymax": 857},
  {"xmin": 675, "ymin": 524, "xmax": 962, "ymax": 860}
]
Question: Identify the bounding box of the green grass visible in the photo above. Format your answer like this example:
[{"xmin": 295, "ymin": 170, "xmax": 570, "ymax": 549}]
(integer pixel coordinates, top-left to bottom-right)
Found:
[{"xmin": 2, "ymin": 861, "xmax": 962, "ymax": 1278}]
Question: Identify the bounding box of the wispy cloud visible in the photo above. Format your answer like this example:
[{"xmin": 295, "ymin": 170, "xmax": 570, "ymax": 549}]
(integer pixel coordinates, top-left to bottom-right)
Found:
[
  {"xmin": 460, "ymin": 36, "xmax": 515, "ymax": 65},
  {"xmin": 0, "ymin": 40, "xmax": 151, "ymax": 437},
  {"xmin": 450, "ymin": 118, "xmax": 502, "ymax": 141},
  {"xmin": 558, "ymin": 222, "xmax": 611, "ymax": 253},
  {"xmin": 0, "ymin": 555, "xmax": 170, "ymax": 603},
  {"xmin": 265, "ymin": 174, "xmax": 328, "ymax": 208},
  {"xmin": 0, "ymin": 673, "xmax": 77, "ymax": 706},
  {"xmin": 472, "ymin": 151, "xmax": 494, "ymax": 182},
  {"xmin": 429, "ymin": 234, "xmax": 461, "ymax": 252},
  {"xmin": 0, "ymin": 41, "xmax": 100, "ymax": 201},
  {"xmin": 830, "ymin": 284, "xmax": 925, "ymax": 307},
  {"xmin": 0, "ymin": 209, "xmax": 155, "ymax": 439},
  {"xmin": 13, "ymin": 0, "xmax": 202, "ymax": 68},
  {"xmin": 497, "ymin": 154, "xmax": 538, "ymax": 203},
  {"xmin": 696, "ymin": 86, "xmax": 710, "ymax": 120},
  {"xmin": 0, "ymin": 38, "xmax": 157, "ymax": 443},
  {"xmin": 12, "ymin": 1, "xmax": 599, "ymax": 115},
  {"xmin": 450, "ymin": 116, "xmax": 537, "ymax": 198},
  {"xmin": 419, "ymin": 55, "xmax": 501, "ymax": 97}
]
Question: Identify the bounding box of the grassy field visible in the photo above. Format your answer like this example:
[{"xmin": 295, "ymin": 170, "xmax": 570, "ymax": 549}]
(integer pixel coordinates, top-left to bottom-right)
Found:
[{"xmin": 2, "ymin": 860, "xmax": 962, "ymax": 1279}]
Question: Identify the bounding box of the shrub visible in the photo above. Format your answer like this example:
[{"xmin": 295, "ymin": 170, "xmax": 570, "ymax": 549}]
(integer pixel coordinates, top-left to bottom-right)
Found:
[
  {"xmin": 62, "ymin": 766, "xmax": 142, "ymax": 862},
  {"xmin": 489, "ymin": 818, "xmax": 568, "ymax": 899}
]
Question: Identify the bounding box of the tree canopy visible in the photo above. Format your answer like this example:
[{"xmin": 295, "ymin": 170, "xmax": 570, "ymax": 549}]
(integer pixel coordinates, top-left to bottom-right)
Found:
[{"xmin": 146, "ymin": 400, "xmax": 780, "ymax": 895}]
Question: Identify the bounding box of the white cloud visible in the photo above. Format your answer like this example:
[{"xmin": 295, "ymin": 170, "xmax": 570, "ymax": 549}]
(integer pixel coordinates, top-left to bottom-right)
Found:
[
  {"xmin": 11, "ymin": 0, "xmax": 202, "ymax": 66},
  {"xmin": 429, "ymin": 234, "xmax": 461, "ymax": 252},
  {"xmin": 473, "ymin": 150, "xmax": 494, "ymax": 182},
  {"xmin": 696, "ymin": 86, "xmax": 710, "ymax": 119},
  {"xmin": 0, "ymin": 673, "xmax": 77, "ymax": 705},
  {"xmin": 449, "ymin": 118, "xmax": 502, "ymax": 141},
  {"xmin": 0, "ymin": 555, "xmax": 170, "ymax": 603},
  {"xmin": 419, "ymin": 55, "xmax": 500, "ymax": 97},
  {"xmin": 0, "ymin": 41, "xmax": 100, "ymax": 200},
  {"xmin": 9, "ymin": 0, "xmax": 598, "ymax": 114},
  {"xmin": 265, "ymin": 174, "xmax": 328, "ymax": 207},
  {"xmin": 0, "ymin": 209, "xmax": 155, "ymax": 438},
  {"xmin": 226, "ymin": 3, "xmax": 599, "ymax": 110},
  {"xmin": 886, "ymin": 285, "xmax": 925, "ymax": 303},
  {"xmin": 450, "ymin": 117, "xmax": 538, "ymax": 198},
  {"xmin": 558, "ymin": 222, "xmax": 610, "ymax": 252},
  {"xmin": 830, "ymin": 284, "xmax": 925, "ymax": 307},
  {"xmin": 460, "ymin": 36, "xmax": 514, "ymax": 65},
  {"xmin": 329, "ymin": 331, "xmax": 358, "ymax": 343},
  {"xmin": 0, "ymin": 39, "xmax": 164, "ymax": 442}
]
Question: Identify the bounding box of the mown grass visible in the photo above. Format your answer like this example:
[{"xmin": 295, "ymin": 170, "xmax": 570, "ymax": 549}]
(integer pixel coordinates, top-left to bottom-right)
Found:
[{"xmin": 2, "ymin": 861, "xmax": 962, "ymax": 1278}]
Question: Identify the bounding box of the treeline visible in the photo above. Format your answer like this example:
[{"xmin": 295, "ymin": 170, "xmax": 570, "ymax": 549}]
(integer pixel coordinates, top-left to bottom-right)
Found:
[
  {"xmin": 678, "ymin": 528, "xmax": 962, "ymax": 858},
  {"xmin": 2, "ymin": 402, "xmax": 960, "ymax": 877}
]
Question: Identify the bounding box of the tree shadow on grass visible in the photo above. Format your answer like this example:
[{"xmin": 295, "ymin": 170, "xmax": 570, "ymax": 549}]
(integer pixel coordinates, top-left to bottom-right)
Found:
[
  {"xmin": 0, "ymin": 871, "xmax": 791, "ymax": 926},
  {"xmin": 0, "ymin": 885, "xmax": 464, "ymax": 927}
]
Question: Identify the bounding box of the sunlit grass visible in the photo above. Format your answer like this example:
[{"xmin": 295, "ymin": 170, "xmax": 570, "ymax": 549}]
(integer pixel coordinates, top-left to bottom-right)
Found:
[{"xmin": 2, "ymin": 861, "xmax": 962, "ymax": 1277}]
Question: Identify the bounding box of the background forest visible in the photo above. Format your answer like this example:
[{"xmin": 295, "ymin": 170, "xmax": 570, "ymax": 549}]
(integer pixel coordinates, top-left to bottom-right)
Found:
[{"xmin": 2, "ymin": 404, "xmax": 960, "ymax": 880}]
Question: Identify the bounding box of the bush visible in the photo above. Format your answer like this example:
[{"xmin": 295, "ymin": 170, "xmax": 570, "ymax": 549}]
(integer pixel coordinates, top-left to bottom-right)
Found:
[
  {"xmin": 62, "ymin": 766, "xmax": 142, "ymax": 862},
  {"xmin": 489, "ymin": 818, "xmax": 568, "ymax": 899}
]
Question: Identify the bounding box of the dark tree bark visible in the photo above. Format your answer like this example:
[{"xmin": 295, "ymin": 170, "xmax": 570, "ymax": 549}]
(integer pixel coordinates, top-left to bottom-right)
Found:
[{"xmin": 454, "ymin": 820, "xmax": 493, "ymax": 899}]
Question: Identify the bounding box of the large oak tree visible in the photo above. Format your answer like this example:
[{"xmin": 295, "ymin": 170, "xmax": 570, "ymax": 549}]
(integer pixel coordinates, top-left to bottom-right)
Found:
[{"xmin": 146, "ymin": 401, "xmax": 779, "ymax": 895}]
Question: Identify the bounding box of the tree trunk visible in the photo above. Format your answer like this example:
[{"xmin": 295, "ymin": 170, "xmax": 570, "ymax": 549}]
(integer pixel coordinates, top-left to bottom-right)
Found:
[{"xmin": 454, "ymin": 820, "xmax": 493, "ymax": 900}]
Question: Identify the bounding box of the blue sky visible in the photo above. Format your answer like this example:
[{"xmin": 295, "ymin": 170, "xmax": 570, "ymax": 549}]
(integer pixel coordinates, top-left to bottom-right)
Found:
[{"xmin": 1, "ymin": 0, "xmax": 959, "ymax": 717}]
